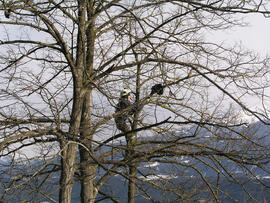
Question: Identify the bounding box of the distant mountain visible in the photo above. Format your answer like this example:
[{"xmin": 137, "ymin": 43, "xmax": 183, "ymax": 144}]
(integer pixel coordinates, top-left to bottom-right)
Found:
[{"xmin": 1, "ymin": 119, "xmax": 270, "ymax": 202}]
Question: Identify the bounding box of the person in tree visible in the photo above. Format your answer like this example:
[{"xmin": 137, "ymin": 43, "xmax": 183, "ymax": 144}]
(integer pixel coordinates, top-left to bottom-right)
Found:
[
  {"xmin": 115, "ymin": 85, "xmax": 164, "ymax": 139},
  {"xmin": 115, "ymin": 88, "xmax": 142, "ymax": 135}
]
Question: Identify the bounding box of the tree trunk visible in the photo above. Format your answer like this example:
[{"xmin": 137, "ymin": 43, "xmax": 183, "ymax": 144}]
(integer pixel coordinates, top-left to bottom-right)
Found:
[
  {"xmin": 128, "ymin": 163, "xmax": 137, "ymax": 203},
  {"xmin": 79, "ymin": 90, "xmax": 98, "ymax": 203},
  {"xmin": 59, "ymin": 143, "xmax": 77, "ymax": 203},
  {"xmin": 59, "ymin": 87, "xmax": 84, "ymax": 203},
  {"xmin": 79, "ymin": 1, "xmax": 97, "ymax": 201},
  {"xmin": 127, "ymin": 53, "xmax": 142, "ymax": 203},
  {"xmin": 80, "ymin": 155, "xmax": 97, "ymax": 203},
  {"xmin": 127, "ymin": 133, "xmax": 137, "ymax": 203},
  {"xmin": 58, "ymin": 1, "xmax": 92, "ymax": 201}
]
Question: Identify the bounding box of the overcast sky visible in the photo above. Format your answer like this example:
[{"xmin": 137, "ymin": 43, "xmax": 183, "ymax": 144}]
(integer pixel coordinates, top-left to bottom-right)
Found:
[
  {"xmin": 211, "ymin": 13, "xmax": 270, "ymax": 56},
  {"xmin": 206, "ymin": 13, "xmax": 270, "ymax": 119}
]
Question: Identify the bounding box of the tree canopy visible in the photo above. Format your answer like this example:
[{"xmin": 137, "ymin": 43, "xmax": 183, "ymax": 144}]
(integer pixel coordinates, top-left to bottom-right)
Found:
[{"xmin": 0, "ymin": 0, "xmax": 270, "ymax": 202}]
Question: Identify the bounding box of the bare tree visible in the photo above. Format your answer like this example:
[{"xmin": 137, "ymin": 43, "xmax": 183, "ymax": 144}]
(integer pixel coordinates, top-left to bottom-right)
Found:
[{"xmin": 0, "ymin": 0, "xmax": 270, "ymax": 202}]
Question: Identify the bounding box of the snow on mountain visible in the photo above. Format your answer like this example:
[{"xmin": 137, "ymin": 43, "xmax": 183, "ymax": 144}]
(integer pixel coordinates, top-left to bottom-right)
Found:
[{"xmin": 138, "ymin": 174, "xmax": 178, "ymax": 181}]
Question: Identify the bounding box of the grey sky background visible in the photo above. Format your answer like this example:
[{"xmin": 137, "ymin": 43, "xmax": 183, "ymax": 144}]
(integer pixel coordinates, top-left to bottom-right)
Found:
[
  {"xmin": 207, "ymin": 13, "xmax": 270, "ymax": 119},
  {"xmin": 211, "ymin": 13, "xmax": 270, "ymax": 56}
]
